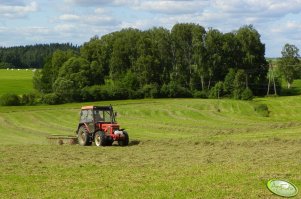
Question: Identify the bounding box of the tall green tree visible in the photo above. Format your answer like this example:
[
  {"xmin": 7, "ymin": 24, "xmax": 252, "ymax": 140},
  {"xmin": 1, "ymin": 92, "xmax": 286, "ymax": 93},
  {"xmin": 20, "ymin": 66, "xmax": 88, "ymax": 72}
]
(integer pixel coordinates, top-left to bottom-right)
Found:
[
  {"xmin": 134, "ymin": 31, "xmax": 158, "ymax": 86},
  {"xmin": 205, "ymin": 28, "xmax": 224, "ymax": 89},
  {"xmin": 278, "ymin": 43, "xmax": 301, "ymax": 88},
  {"xmin": 109, "ymin": 28, "xmax": 141, "ymax": 80},
  {"xmin": 222, "ymin": 33, "xmax": 242, "ymax": 70},
  {"xmin": 53, "ymin": 57, "xmax": 91, "ymax": 101},
  {"xmin": 80, "ymin": 36, "xmax": 108, "ymax": 85},
  {"xmin": 191, "ymin": 25, "xmax": 206, "ymax": 90},
  {"xmin": 33, "ymin": 49, "xmax": 77, "ymax": 93},
  {"xmin": 235, "ymin": 25, "xmax": 267, "ymax": 95},
  {"xmin": 146, "ymin": 27, "xmax": 173, "ymax": 85},
  {"xmin": 171, "ymin": 23, "xmax": 194, "ymax": 86}
]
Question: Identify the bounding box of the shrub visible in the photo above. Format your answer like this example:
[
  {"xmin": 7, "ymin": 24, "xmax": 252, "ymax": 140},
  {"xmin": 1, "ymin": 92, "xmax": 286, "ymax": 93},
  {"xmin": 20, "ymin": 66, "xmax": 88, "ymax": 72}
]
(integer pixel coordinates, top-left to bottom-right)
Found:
[
  {"xmin": 81, "ymin": 85, "xmax": 109, "ymax": 102},
  {"xmin": 223, "ymin": 68, "xmax": 236, "ymax": 95},
  {"xmin": 254, "ymin": 104, "xmax": 269, "ymax": 117},
  {"xmin": 241, "ymin": 87, "xmax": 253, "ymax": 100},
  {"xmin": 232, "ymin": 89, "xmax": 242, "ymax": 99},
  {"xmin": 209, "ymin": 82, "xmax": 223, "ymax": 99},
  {"xmin": 21, "ymin": 92, "xmax": 40, "ymax": 105},
  {"xmin": 53, "ymin": 77, "xmax": 78, "ymax": 102},
  {"xmin": 160, "ymin": 81, "xmax": 192, "ymax": 98},
  {"xmin": 193, "ymin": 90, "xmax": 208, "ymax": 99},
  {"xmin": 110, "ymin": 85, "xmax": 130, "ymax": 100},
  {"xmin": 42, "ymin": 93, "xmax": 62, "ymax": 105},
  {"xmin": 160, "ymin": 84, "xmax": 169, "ymax": 97},
  {"xmin": 141, "ymin": 84, "xmax": 159, "ymax": 98},
  {"xmin": 232, "ymin": 69, "xmax": 246, "ymax": 99},
  {"xmin": 0, "ymin": 93, "xmax": 21, "ymax": 106}
]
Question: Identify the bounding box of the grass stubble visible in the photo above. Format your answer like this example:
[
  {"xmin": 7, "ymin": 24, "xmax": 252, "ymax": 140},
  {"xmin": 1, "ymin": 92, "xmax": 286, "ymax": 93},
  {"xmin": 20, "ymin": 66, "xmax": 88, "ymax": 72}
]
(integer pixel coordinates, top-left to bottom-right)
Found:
[{"xmin": 0, "ymin": 97, "xmax": 301, "ymax": 198}]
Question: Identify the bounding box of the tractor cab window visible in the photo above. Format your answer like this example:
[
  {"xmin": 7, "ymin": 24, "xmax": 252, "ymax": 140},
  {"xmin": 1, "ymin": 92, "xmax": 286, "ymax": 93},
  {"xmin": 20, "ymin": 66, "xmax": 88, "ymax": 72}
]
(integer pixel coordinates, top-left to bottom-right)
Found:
[
  {"xmin": 80, "ymin": 109, "xmax": 93, "ymax": 123},
  {"xmin": 103, "ymin": 110, "xmax": 113, "ymax": 122},
  {"xmin": 80, "ymin": 110, "xmax": 87, "ymax": 123},
  {"xmin": 87, "ymin": 110, "xmax": 93, "ymax": 122},
  {"xmin": 94, "ymin": 110, "xmax": 104, "ymax": 122},
  {"xmin": 93, "ymin": 109, "xmax": 114, "ymax": 123}
]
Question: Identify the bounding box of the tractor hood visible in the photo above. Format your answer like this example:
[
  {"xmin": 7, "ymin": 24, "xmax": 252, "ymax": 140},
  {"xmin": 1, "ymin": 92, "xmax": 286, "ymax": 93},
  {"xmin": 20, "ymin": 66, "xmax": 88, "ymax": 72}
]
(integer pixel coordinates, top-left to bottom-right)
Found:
[{"xmin": 97, "ymin": 123, "xmax": 120, "ymax": 135}]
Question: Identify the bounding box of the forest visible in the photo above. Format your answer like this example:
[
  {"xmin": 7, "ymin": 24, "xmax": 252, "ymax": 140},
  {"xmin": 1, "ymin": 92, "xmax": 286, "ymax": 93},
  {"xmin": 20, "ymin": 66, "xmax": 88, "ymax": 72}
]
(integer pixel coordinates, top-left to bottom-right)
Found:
[
  {"xmin": 2, "ymin": 23, "xmax": 290, "ymax": 105},
  {"xmin": 30, "ymin": 23, "xmax": 271, "ymax": 104},
  {"xmin": 0, "ymin": 43, "xmax": 78, "ymax": 69}
]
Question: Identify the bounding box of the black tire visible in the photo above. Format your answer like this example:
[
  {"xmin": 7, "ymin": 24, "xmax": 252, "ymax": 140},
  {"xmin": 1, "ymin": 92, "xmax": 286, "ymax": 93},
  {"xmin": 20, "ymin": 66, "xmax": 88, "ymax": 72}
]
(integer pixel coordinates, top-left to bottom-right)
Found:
[
  {"xmin": 118, "ymin": 131, "xmax": 129, "ymax": 146},
  {"xmin": 77, "ymin": 125, "xmax": 92, "ymax": 146},
  {"xmin": 106, "ymin": 137, "xmax": 114, "ymax": 146},
  {"xmin": 94, "ymin": 131, "xmax": 106, "ymax": 147}
]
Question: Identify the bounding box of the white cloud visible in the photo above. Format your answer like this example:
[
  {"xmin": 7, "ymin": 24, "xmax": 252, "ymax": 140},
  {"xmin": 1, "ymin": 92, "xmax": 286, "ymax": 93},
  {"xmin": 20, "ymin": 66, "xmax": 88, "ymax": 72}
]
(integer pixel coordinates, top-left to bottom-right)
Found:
[
  {"xmin": 269, "ymin": 20, "xmax": 301, "ymax": 40},
  {"xmin": 94, "ymin": 8, "xmax": 107, "ymax": 14},
  {"xmin": 266, "ymin": 0, "xmax": 301, "ymax": 15},
  {"xmin": 134, "ymin": 0, "xmax": 208, "ymax": 14},
  {"xmin": 64, "ymin": 0, "xmax": 136, "ymax": 6},
  {"xmin": 64, "ymin": 0, "xmax": 110, "ymax": 6},
  {"xmin": 197, "ymin": 10, "xmax": 229, "ymax": 25},
  {"xmin": 0, "ymin": 27, "xmax": 8, "ymax": 32},
  {"xmin": 58, "ymin": 7, "xmax": 120, "ymax": 27},
  {"xmin": 212, "ymin": 0, "xmax": 301, "ymax": 18},
  {"xmin": 0, "ymin": 0, "xmax": 26, "ymax": 6},
  {"xmin": 83, "ymin": 15, "xmax": 120, "ymax": 26},
  {"xmin": 59, "ymin": 14, "xmax": 80, "ymax": 21},
  {"xmin": 54, "ymin": 24, "xmax": 76, "ymax": 32},
  {"xmin": 120, "ymin": 19, "xmax": 155, "ymax": 30},
  {"xmin": 57, "ymin": 15, "xmax": 119, "ymax": 27},
  {"xmin": 0, "ymin": 1, "xmax": 38, "ymax": 18}
]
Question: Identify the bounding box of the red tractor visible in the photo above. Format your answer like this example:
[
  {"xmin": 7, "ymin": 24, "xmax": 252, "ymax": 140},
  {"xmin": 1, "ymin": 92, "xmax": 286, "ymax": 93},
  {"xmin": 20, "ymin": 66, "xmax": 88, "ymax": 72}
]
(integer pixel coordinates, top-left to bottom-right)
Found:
[{"xmin": 76, "ymin": 105, "xmax": 129, "ymax": 146}]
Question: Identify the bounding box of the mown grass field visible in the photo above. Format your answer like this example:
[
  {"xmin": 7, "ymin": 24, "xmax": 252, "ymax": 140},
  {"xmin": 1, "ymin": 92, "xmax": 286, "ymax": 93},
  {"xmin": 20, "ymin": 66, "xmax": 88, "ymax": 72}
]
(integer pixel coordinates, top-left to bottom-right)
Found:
[
  {"xmin": 0, "ymin": 97, "xmax": 300, "ymax": 198},
  {"xmin": 0, "ymin": 69, "xmax": 34, "ymax": 96}
]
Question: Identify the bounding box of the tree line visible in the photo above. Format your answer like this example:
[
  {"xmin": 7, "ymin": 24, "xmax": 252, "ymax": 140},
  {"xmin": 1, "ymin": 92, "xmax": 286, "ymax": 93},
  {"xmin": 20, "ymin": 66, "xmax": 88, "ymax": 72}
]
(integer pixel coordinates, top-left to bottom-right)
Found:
[
  {"xmin": 0, "ymin": 43, "xmax": 78, "ymax": 69},
  {"xmin": 30, "ymin": 23, "xmax": 270, "ymax": 104}
]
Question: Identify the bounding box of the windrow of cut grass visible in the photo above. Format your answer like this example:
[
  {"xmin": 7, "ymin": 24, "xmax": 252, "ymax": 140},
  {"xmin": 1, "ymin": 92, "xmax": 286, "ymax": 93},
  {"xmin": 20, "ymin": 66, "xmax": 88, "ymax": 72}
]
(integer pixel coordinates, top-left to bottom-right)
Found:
[
  {"xmin": 1, "ymin": 97, "xmax": 301, "ymax": 144},
  {"xmin": 0, "ymin": 97, "xmax": 300, "ymax": 198}
]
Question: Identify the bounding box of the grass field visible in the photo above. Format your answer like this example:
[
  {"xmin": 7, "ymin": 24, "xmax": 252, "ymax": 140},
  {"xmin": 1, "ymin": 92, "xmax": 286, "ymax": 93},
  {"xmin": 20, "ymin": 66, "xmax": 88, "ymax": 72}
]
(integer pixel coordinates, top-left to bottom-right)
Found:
[
  {"xmin": 0, "ymin": 97, "xmax": 300, "ymax": 198},
  {"xmin": 0, "ymin": 70, "xmax": 300, "ymax": 198},
  {"xmin": 0, "ymin": 69, "xmax": 34, "ymax": 96}
]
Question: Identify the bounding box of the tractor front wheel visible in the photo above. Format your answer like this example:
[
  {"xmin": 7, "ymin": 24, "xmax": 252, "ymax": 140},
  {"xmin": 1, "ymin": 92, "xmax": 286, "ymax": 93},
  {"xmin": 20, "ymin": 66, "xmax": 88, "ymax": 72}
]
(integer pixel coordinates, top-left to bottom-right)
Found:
[
  {"xmin": 94, "ymin": 131, "xmax": 106, "ymax": 147},
  {"xmin": 77, "ymin": 126, "xmax": 92, "ymax": 146},
  {"xmin": 118, "ymin": 131, "xmax": 129, "ymax": 146}
]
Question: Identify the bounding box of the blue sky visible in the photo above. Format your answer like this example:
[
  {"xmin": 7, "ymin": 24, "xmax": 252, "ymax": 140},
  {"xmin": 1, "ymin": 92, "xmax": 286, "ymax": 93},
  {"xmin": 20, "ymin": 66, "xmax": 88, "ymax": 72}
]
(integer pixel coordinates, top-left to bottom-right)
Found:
[{"xmin": 1, "ymin": 0, "xmax": 301, "ymax": 57}]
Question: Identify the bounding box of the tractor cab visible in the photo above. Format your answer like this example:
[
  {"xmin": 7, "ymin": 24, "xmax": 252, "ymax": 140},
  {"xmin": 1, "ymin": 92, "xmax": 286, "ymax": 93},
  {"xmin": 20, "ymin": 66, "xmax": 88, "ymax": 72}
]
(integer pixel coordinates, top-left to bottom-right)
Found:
[
  {"xmin": 79, "ymin": 106, "xmax": 116, "ymax": 131},
  {"xmin": 76, "ymin": 105, "xmax": 129, "ymax": 147}
]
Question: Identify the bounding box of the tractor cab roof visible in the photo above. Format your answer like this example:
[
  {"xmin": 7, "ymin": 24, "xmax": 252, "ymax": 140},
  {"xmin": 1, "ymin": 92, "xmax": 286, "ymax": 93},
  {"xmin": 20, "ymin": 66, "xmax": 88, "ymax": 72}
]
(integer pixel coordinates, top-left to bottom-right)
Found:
[{"xmin": 81, "ymin": 105, "xmax": 113, "ymax": 110}]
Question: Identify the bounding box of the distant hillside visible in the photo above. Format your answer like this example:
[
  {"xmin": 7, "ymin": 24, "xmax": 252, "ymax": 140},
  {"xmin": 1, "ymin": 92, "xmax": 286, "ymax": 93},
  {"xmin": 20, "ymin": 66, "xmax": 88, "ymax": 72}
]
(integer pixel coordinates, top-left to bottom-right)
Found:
[{"xmin": 0, "ymin": 43, "xmax": 79, "ymax": 69}]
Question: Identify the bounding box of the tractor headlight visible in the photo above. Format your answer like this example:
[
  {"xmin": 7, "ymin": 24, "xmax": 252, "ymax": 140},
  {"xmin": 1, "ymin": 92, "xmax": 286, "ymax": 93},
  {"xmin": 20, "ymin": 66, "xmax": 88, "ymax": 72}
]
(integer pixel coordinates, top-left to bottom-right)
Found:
[{"xmin": 114, "ymin": 130, "xmax": 123, "ymax": 135}]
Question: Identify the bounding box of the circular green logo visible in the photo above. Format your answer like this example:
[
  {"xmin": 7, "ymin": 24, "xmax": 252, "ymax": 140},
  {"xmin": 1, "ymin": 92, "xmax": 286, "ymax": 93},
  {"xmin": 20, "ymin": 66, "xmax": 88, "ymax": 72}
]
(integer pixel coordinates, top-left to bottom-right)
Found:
[{"xmin": 267, "ymin": 180, "xmax": 298, "ymax": 197}]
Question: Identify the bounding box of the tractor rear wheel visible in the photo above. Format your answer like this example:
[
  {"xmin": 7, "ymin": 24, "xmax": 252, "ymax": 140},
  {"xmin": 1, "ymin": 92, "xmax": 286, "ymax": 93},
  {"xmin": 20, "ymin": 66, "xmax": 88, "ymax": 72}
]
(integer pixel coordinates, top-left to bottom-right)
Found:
[
  {"xmin": 107, "ymin": 140, "xmax": 114, "ymax": 146},
  {"xmin": 94, "ymin": 131, "xmax": 106, "ymax": 147},
  {"xmin": 77, "ymin": 126, "xmax": 92, "ymax": 146},
  {"xmin": 118, "ymin": 131, "xmax": 129, "ymax": 146}
]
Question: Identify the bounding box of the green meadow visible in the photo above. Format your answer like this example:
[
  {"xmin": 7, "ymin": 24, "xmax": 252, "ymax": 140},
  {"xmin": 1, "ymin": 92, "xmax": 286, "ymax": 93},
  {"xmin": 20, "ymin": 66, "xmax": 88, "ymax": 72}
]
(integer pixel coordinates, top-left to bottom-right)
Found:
[
  {"xmin": 0, "ymin": 69, "xmax": 34, "ymax": 96},
  {"xmin": 0, "ymin": 97, "xmax": 301, "ymax": 198},
  {"xmin": 0, "ymin": 70, "xmax": 300, "ymax": 198}
]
